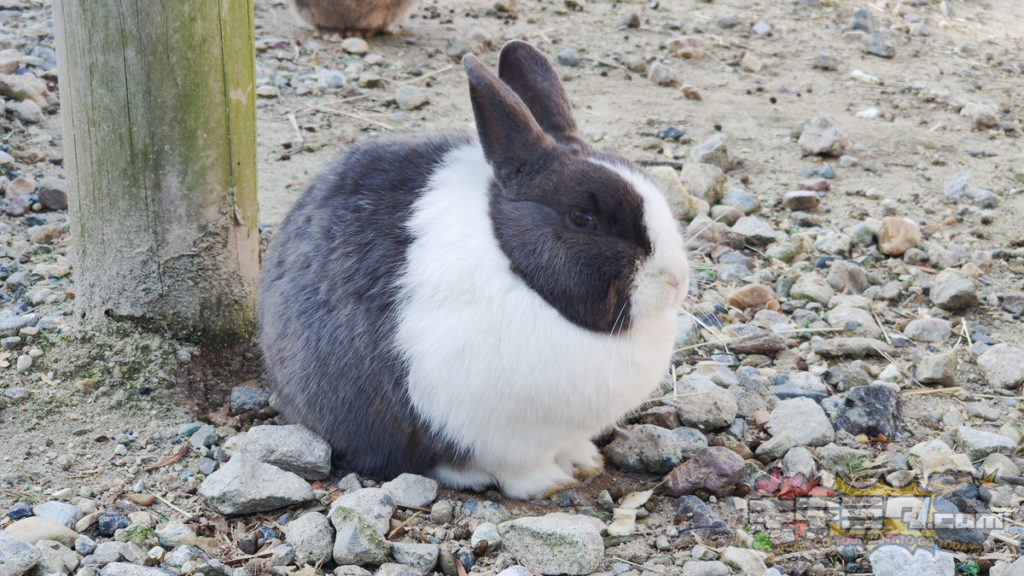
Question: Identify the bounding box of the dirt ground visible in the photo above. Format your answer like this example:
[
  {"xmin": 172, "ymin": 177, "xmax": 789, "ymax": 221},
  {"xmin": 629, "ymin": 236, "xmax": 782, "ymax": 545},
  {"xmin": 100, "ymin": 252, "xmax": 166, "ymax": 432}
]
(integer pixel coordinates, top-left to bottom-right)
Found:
[{"xmin": 1, "ymin": 0, "xmax": 1024, "ymax": 572}]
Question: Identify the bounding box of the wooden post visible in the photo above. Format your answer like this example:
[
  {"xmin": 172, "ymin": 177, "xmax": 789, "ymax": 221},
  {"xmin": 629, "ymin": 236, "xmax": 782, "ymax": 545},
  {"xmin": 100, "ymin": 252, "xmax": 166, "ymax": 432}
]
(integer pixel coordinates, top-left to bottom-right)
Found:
[{"xmin": 52, "ymin": 0, "xmax": 260, "ymax": 342}]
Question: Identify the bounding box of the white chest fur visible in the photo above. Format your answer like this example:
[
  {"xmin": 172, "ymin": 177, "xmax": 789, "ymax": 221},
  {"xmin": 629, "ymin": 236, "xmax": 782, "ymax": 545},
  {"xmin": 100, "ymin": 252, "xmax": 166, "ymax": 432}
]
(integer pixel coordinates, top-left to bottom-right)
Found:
[{"xmin": 394, "ymin": 144, "xmax": 678, "ymax": 496}]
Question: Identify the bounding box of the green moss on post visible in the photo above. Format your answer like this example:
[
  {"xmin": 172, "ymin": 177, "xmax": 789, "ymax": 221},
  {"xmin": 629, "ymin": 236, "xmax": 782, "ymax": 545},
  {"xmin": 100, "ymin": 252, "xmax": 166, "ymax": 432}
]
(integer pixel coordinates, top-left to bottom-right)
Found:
[{"xmin": 53, "ymin": 0, "xmax": 260, "ymax": 344}]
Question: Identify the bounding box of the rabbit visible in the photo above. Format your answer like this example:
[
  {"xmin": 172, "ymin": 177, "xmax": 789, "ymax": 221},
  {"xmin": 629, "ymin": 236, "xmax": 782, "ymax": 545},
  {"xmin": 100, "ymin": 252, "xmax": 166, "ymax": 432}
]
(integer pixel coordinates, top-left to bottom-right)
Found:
[
  {"xmin": 290, "ymin": 0, "xmax": 416, "ymax": 36},
  {"xmin": 259, "ymin": 40, "xmax": 689, "ymax": 499}
]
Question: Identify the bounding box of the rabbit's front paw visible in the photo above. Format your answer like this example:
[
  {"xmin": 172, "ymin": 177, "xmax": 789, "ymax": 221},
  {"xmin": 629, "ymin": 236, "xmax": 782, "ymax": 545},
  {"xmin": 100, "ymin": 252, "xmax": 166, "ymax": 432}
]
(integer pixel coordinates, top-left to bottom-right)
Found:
[
  {"xmin": 555, "ymin": 440, "xmax": 605, "ymax": 479},
  {"xmin": 495, "ymin": 462, "xmax": 577, "ymax": 500}
]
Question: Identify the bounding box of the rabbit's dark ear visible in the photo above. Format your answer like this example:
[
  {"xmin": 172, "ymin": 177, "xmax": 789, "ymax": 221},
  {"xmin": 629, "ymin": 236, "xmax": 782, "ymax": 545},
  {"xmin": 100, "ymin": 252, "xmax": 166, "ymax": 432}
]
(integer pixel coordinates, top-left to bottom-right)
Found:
[
  {"xmin": 463, "ymin": 54, "xmax": 552, "ymax": 183},
  {"xmin": 498, "ymin": 41, "xmax": 580, "ymax": 144}
]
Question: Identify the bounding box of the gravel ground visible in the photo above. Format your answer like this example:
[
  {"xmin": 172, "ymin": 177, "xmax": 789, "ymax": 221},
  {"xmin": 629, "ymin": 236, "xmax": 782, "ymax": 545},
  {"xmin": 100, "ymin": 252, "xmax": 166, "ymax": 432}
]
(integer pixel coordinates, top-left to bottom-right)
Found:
[{"xmin": 2, "ymin": 0, "xmax": 1024, "ymax": 575}]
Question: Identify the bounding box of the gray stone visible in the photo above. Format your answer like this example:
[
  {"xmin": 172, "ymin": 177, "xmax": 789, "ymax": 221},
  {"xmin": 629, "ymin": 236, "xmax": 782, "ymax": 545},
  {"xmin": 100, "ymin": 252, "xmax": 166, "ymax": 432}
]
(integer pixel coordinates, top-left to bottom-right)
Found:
[
  {"xmin": 154, "ymin": 521, "xmax": 193, "ymax": 548},
  {"xmin": 98, "ymin": 564, "xmax": 172, "ymax": 576},
  {"xmin": 929, "ymin": 270, "xmax": 977, "ymax": 311},
  {"xmin": 850, "ymin": 219, "xmax": 880, "ymax": 246},
  {"xmin": 335, "ymin": 568, "xmax": 372, "ymax": 576},
  {"xmin": 329, "ymin": 507, "xmax": 389, "ymax": 567},
  {"xmin": 7, "ymin": 99, "xmax": 43, "ymax": 124},
  {"xmin": 965, "ymin": 401, "xmax": 1000, "ymax": 422},
  {"xmin": 603, "ymin": 424, "xmax": 707, "ymax": 474},
  {"xmin": 766, "ymin": 398, "xmax": 833, "ymax": 447},
  {"xmin": 862, "ymin": 32, "xmax": 896, "ymax": 58},
  {"xmin": 470, "ymin": 523, "xmax": 500, "ymax": 554},
  {"xmin": 980, "ymin": 453, "xmax": 1019, "ymax": 478},
  {"xmin": 223, "ymin": 424, "xmax": 331, "ymax": 480},
  {"xmin": 496, "ymin": 568, "xmax": 533, "ymax": 576},
  {"xmin": 664, "ymin": 447, "xmax": 744, "ymax": 497},
  {"xmin": 0, "ymin": 529, "xmax": 40, "ymax": 576},
  {"xmin": 827, "ymin": 305, "xmax": 880, "ymax": 338},
  {"xmin": 771, "ymin": 371, "xmax": 827, "ymax": 397},
  {"xmin": 798, "ymin": 113, "xmax": 850, "ymax": 156},
  {"xmin": 868, "ymin": 546, "xmax": 955, "ymax": 576},
  {"xmin": 814, "ymin": 231, "xmax": 852, "ymax": 257},
  {"xmin": 177, "ymin": 422, "xmax": 202, "ymax": 437},
  {"xmin": 766, "ymin": 240, "xmax": 798, "ymax": 263},
  {"xmin": 647, "ymin": 165, "xmax": 707, "ymax": 222},
  {"xmin": 673, "ymin": 496, "xmax": 731, "ymax": 538},
  {"xmin": 944, "ymin": 171, "xmax": 970, "ymax": 202},
  {"xmin": 189, "ymin": 425, "xmax": 219, "ymax": 449},
  {"xmin": 74, "ymin": 535, "xmax": 95, "ymax": 556},
  {"xmin": 817, "ymin": 443, "xmax": 873, "ymax": 477},
  {"xmin": 720, "ymin": 188, "xmax": 759, "ymax": 214},
  {"xmin": 968, "ymin": 188, "xmax": 999, "ymax": 209},
  {"xmin": 731, "ymin": 216, "xmax": 786, "ymax": 246},
  {"xmin": 461, "ymin": 499, "xmax": 513, "ymax": 524},
  {"xmin": 556, "ymin": 48, "xmax": 580, "ymax": 67},
  {"xmin": 782, "ymin": 446, "xmax": 817, "ymax": 479},
  {"xmin": 375, "ymin": 564, "xmax": 420, "ymax": 576},
  {"xmin": 255, "ymin": 85, "xmax": 279, "ymax": 98},
  {"xmin": 3, "ymin": 386, "xmax": 29, "ymax": 404},
  {"xmin": 33, "ymin": 539, "xmax": 81, "ymax": 574},
  {"xmin": 380, "ymin": 474, "xmax": 438, "ymax": 508},
  {"xmin": 678, "ymin": 162, "xmax": 726, "ymax": 205},
  {"xmin": 32, "ymin": 502, "xmax": 83, "ymax": 530},
  {"xmin": 681, "ymin": 561, "xmax": 730, "ymax": 576},
  {"xmin": 826, "ymin": 260, "xmax": 869, "ymax": 294},
  {"xmin": 903, "ymin": 318, "xmax": 951, "ymax": 343},
  {"xmin": 395, "ymin": 86, "xmax": 428, "ymax": 111},
  {"xmin": 648, "ymin": 62, "xmax": 678, "ymax": 86},
  {"xmin": 164, "ymin": 545, "xmax": 201, "ymax": 566},
  {"xmin": 847, "ymin": 7, "xmax": 874, "ymax": 32},
  {"xmin": 730, "ymin": 369, "xmax": 774, "ymax": 417},
  {"xmin": 811, "ymin": 337, "xmax": 892, "ymax": 358},
  {"xmin": 676, "ymin": 313, "xmax": 702, "ymax": 348},
  {"xmin": 790, "ymin": 273, "xmax": 835, "ymax": 305},
  {"xmin": 341, "ymin": 38, "xmax": 369, "ymax": 55},
  {"xmin": 960, "ymin": 101, "xmax": 1000, "ymax": 130},
  {"xmin": 691, "ymin": 134, "xmax": 729, "ymax": 171},
  {"xmin": 329, "ymin": 488, "xmax": 395, "ymax": 536},
  {"xmin": 0, "ymin": 315, "xmax": 37, "ymax": 338},
  {"xmin": 270, "ymin": 543, "xmax": 295, "ymax": 566},
  {"xmin": 977, "ymin": 343, "xmax": 1024, "ymax": 389},
  {"xmin": 673, "ymin": 375, "xmax": 738, "ymax": 431},
  {"xmin": 915, "ymin": 352, "xmax": 956, "ymax": 386},
  {"xmin": 930, "ymin": 496, "xmax": 988, "ymax": 548},
  {"xmin": 498, "ymin": 513, "xmax": 604, "ymax": 575},
  {"xmin": 710, "ymin": 204, "xmax": 743, "ymax": 225},
  {"xmin": 389, "ymin": 542, "xmax": 439, "ymax": 575},
  {"xmin": 198, "ymin": 455, "xmax": 314, "ymax": 515},
  {"xmin": 720, "ymin": 547, "xmax": 767, "ymax": 575},
  {"xmin": 229, "ymin": 386, "xmax": 270, "ymax": 414},
  {"xmin": 428, "ymin": 500, "xmax": 453, "ymax": 525},
  {"xmin": 835, "ymin": 384, "xmax": 901, "ymax": 439},
  {"xmin": 284, "ymin": 512, "xmax": 333, "ymax": 565},
  {"xmin": 97, "ymin": 512, "xmax": 130, "ymax": 537},
  {"xmin": 784, "ymin": 190, "xmax": 820, "ymax": 211},
  {"xmin": 955, "ymin": 426, "xmax": 1016, "ymax": 460}
]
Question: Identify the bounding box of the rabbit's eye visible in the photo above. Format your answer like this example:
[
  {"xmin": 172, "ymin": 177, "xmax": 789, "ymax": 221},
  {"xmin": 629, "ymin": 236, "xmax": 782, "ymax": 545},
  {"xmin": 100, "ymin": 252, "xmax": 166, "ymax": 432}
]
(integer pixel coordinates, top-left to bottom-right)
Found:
[{"xmin": 567, "ymin": 210, "xmax": 597, "ymax": 231}]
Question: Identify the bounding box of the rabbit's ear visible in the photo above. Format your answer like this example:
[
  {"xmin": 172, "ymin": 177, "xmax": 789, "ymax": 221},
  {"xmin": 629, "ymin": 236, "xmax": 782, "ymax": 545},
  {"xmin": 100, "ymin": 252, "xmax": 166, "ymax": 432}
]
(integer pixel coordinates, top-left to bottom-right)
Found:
[
  {"xmin": 464, "ymin": 54, "xmax": 553, "ymax": 184},
  {"xmin": 498, "ymin": 41, "xmax": 580, "ymax": 145}
]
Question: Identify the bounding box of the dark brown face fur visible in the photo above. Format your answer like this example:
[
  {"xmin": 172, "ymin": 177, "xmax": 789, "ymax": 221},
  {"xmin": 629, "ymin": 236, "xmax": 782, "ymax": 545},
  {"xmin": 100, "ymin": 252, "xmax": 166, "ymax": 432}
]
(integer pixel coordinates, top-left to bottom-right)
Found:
[
  {"xmin": 464, "ymin": 42, "xmax": 653, "ymax": 333},
  {"xmin": 489, "ymin": 148, "xmax": 651, "ymax": 333}
]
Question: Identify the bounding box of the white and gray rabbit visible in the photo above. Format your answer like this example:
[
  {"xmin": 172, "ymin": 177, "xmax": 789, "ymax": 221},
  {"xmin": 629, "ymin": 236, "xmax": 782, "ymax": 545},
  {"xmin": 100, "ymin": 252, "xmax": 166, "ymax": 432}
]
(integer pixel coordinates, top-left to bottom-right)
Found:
[
  {"xmin": 259, "ymin": 41, "xmax": 689, "ymax": 499},
  {"xmin": 290, "ymin": 0, "xmax": 416, "ymax": 35}
]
